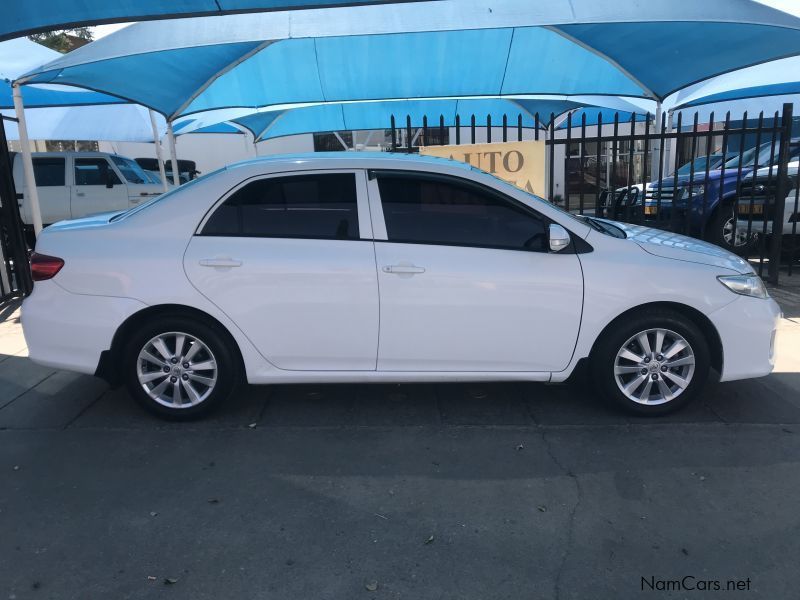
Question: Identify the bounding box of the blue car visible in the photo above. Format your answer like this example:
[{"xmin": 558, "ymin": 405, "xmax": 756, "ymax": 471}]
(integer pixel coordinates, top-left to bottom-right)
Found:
[{"xmin": 639, "ymin": 139, "xmax": 800, "ymax": 251}]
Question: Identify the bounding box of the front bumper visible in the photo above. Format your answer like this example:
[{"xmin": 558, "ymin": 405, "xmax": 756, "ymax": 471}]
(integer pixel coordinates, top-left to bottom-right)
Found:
[{"xmin": 708, "ymin": 294, "xmax": 782, "ymax": 382}]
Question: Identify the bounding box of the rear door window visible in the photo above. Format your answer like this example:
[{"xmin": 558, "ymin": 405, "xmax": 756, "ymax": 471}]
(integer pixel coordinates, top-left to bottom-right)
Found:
[
  {"xmin": 32, "ymin": 157, "xmax": 65, "ymax": 187},
  {"xmin": 202, "ymin": 173, "xmax": 360, "ymax": 240}
]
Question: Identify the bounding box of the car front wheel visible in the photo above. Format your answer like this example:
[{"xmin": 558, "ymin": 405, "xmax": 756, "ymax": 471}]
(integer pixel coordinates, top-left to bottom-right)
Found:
[
  {"xmin": 123, "ymin": 316, "xmax": 238, "ymax": 420},
  {"xmin": 706, "ymin": 204, "xmax": 759, "ymax": 254},
  {"xmin": 592, "ymin": 309, "xmax": 711, "ymax": 416}
]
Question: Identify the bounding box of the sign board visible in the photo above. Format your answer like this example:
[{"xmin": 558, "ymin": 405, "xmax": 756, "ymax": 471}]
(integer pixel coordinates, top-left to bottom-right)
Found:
[{"xmin": 420, "ymin": 140, "xmax": 547, "ymax": 197}]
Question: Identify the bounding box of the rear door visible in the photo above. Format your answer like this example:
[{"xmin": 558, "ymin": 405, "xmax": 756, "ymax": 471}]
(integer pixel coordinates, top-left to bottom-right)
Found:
[
  {"xmin": 70, "ymin": 156, "xmax": 128, "ymax": 218},
  {"xmin": 184, "ymin": 169, "xmax": 379, "ymax": 371},
  {"xmin": 368, "ymin": 171, "xmax": 584, "ymax": 373},
  {"xmin": 15, "ymin": 156, "xmax": 70, "ymax": 226}
]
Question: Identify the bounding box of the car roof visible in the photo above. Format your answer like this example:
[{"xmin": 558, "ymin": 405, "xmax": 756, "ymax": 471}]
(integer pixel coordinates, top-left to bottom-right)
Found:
[{"xmin": 226, "ymin": 151, "xmax": 477, "ymax": 174}]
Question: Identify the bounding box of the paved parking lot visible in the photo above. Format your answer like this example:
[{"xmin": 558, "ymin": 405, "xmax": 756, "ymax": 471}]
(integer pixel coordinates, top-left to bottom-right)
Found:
[{"xmin": 2, "ymin": 290, "xmax": 800, "ymax": 599}]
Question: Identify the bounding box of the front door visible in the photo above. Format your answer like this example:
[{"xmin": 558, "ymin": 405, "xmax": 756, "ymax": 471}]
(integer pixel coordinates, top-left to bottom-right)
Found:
[
  {"xmin": 71, "ymin": 156, "xmax": 128, "ymax": 219},
  {"xmin": 184, "ymin": 170, "xmax": 379, "ymax": 371},
  {"xmin": 369, "ymin": 171, "xmax": 584, "ymax": 372}
]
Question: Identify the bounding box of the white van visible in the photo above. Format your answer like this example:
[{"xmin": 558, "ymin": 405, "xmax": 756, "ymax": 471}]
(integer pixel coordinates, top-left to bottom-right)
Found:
[{"xmin": 12, "ymin": 151, "xmax": 167, "ymax": 231}]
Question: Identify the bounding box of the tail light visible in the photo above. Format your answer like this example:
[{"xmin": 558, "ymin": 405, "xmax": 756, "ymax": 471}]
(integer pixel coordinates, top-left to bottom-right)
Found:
[{"xmin": 30, "ymin": 252, "xmax": 64, "ymax": 281}]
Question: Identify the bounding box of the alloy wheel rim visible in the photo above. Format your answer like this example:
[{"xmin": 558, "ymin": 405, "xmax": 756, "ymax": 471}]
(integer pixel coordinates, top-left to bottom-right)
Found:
[
  {"xmin": 613, "ymin": 328, "xmax": 696, "ymax": 406},
  {"xmin": 723, "ymin": 213, "xmax": 756, "ymax": 248},
  {"xmin": 136, "ymin": 331, "xmax": 218, "ymax": 409}
]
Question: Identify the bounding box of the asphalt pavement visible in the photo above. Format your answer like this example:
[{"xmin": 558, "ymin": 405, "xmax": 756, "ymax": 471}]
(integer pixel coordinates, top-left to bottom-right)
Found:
[{"xmin": 2, "ymin": 295, "xmax": 800, "ymax": 599}]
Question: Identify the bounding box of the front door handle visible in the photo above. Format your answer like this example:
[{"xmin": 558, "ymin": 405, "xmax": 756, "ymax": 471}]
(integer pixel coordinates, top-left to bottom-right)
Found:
[
  {"xmin": 199, "ymin": 257, "xmax": 243, "ymax": 268},
  {"xmin": 382, "ymin": 264, "xmax": 426, "ymax": 274}
]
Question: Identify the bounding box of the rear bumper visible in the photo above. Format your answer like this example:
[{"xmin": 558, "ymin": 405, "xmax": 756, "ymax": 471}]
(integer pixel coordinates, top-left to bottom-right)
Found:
[
  {"xmin": 21, "ymin": 280, "xmax": 145, "ymax": 375},
  {"xmin": 709, "ymin": 294, "xmax": 782, "ymax": 382}
]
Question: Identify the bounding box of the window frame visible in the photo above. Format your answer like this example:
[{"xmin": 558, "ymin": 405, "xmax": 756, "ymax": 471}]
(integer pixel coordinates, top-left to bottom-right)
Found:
[
  {"xmin": 367, "ymin": 169, "xmax": 555, "ymax": 253},
  {"xmin": 195, "ymin": 169, "xmax": 373, "ymax": 241}
]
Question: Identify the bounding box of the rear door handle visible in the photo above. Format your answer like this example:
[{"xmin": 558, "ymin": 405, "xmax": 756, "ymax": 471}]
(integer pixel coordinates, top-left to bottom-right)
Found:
[
  {"xmin": 199, "ymin": 257, "xmax": 243, "ymax": 268},
  {"xmin": 382, "ymin": 264, "xmax": 425, "ymax": 274}
]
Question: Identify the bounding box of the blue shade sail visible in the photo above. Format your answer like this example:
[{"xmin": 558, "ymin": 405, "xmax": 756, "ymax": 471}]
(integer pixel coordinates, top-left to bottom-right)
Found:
[
  {"xmin": 228, "ymin": 98, "xmax": 644, "ymax": 141},
  {"xmin": 16, "ymin": 0, "xmax": 800, "ymax": 122},
  {"xmin": 0, "ymin": 0, "xmax": 428, "ymax": 42},
  {"xmin": 1, "ymin": 38, "xmax": 125, "ymax": 109}
]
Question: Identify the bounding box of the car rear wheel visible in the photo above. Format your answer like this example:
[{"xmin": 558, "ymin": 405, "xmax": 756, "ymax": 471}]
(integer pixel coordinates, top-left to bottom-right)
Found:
[
  {"xmin": 592, "ymin": 309, "xmax": 710, "ymax": 416},
  {"xmin": 123, "ymin": 316, "xmax": 238, "ymax": 420}
]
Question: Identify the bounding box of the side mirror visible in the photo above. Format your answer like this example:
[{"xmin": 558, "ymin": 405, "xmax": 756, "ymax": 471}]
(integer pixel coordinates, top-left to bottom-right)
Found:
[
  {"xmin": 105, "ymin": 171, "xmax": 115, "ymax": 189},
  {"xmin": 549, "ymin": 223, "xmax": 571, "ymax": 253}
]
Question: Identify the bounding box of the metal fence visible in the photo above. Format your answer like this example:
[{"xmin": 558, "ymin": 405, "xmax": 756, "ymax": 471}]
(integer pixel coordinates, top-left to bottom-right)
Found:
[
  {"xmin": 389, "ymin": 103, "xmax": 799, "ymax": 284},
  {"xmin": 0, "ymin": 115, "xmax": 32, "ymax": 302}
]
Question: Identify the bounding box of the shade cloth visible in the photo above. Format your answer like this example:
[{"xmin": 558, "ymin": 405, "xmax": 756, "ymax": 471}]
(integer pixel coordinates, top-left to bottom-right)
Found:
[{"xmin": 18, "ymin": 0, "xmax": 800, "ymax": 122}]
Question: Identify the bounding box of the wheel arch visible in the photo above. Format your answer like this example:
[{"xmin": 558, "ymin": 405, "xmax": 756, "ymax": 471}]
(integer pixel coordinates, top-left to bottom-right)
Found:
[
  {"xmin": 588, "ymin": 301, "xmax": 723, "ymax": 376},
  {"xmin": 95, "ymin": 303, "xmax": 246, "ymax": 386}
]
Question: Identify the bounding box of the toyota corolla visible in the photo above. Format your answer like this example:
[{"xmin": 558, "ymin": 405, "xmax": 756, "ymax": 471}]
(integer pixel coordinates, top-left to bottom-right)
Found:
[{"xmin": 22, "ymin": 153, "xmax": 781, "ymax": 419}]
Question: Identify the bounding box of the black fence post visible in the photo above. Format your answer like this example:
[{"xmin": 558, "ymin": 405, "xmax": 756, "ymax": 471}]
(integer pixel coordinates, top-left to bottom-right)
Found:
[
  {"xmin": 548, "ymin": 113, "xmax": 555, "ymax": 202},
  {"xmin": 455, "ymin": 114, "xmax": 461, "ymax": 145},
  {"xmin": 502, "ymin": 114, "xmax": 508, "ymax": 142},
  {"xmin": 390, "ymin": 115, "xmax": 397, "ymax": 151},
  {"xmin": 768, "ymin": 102, "xmax": 794, "ymax": 284},
  {"xmin": 517, "ymin": 114, "xmax": 523, "ymax": 142},
  {"xmin": 594, "ymin": 112, "xmax": 603, "ymax": 217},
  {"xmin": 470, "ymin": 115, "xmax": 476, "ymax": 144},
  {"xmin": 0, "ymin": 116, "xmax": 33, "ymax": 298},
  {"xmin": 565, "ymin": 111, "xmax": 572, "ymax": 213},
  {"xmin": 487, "ymin": 114, "xmax": 492, "ymax": 143},
  {"xmin": 439, "ymin": 115, "xmax": 445, "ymax": 146},
  {"xmin": 406, "ymin": 115, "xmax": 412, "ymax": 155}
]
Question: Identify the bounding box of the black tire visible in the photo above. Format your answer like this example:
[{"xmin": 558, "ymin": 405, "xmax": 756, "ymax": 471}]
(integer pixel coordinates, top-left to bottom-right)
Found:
[
  {"xmin": 705, "ymin": 204, "xmax": 758, "ymax": 255},
  {"xmin": 122, "ymin": 314, "xmax": 239, "ymax": 420},
  {"xmin": 591, "ymin": 308, "xmax": 711, "ymax": 416}
]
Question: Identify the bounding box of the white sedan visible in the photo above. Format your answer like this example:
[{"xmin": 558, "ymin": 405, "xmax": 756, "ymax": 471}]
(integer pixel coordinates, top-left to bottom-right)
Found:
[{"xmin": 22, "ymin": 153, "xmax": 781, "ymax": 419}]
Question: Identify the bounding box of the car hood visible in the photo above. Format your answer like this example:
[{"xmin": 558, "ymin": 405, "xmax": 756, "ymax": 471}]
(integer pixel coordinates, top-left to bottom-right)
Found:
[{"xmin": 600, "ymin": 220, "xmax": 754, "ymax": 274}]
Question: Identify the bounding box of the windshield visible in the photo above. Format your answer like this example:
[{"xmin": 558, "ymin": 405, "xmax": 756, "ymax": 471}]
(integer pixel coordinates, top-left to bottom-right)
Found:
[
  {"xmin": 110, "ymin": 155, "xmax": 151, "ymax": 184},
  {"xmin": 141, "ymin": 169, "xmax": 162, "ymax": 184},
  {"xmin": 676, "ymin": 156, "xmax": 718, "ymax": 176},
  {"xmin": 724, "ymin": 141, "xmax": 800, "ymax": 169}
]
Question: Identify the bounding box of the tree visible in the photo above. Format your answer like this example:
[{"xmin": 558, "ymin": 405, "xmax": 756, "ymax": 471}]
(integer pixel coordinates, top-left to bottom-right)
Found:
[{"xmin": 29, "ymin": 28, "xmax": 93, "ymax": 53}]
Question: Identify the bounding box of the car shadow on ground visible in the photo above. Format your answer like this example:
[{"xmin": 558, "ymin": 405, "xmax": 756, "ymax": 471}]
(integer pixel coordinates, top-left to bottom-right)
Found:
[{"xmin": 2, "ymin": 370, "xmax": 795, "ymax": 431}]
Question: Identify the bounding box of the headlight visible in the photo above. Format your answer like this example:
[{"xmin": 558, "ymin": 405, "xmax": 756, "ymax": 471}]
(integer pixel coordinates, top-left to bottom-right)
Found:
[
  {"xmin": 718, "ymin": 274, "xmax": 769, "ymax": 299},
  {"xmin": 679, "ymin": 184, "xmax": 706, "ymax": 200}
]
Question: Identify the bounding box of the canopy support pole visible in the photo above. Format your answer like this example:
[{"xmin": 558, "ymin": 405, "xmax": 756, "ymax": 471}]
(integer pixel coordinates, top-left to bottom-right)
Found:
[
  {"xmin": 652, "ymin": 102, "xmax": 662, "ymax": 181},
  {"xmin": 664, "ymin": 109, "xmax": 674, "ymax": 176},
  {"xmin": 167, "ymin": 121, "xmax": 180, "ymax": 186},
  {"xmin": 333, "ymin": 132, "xmax": 349, "ymax": 150},
  {"xmin": 12, "ymin": 84, "xmax": 42, "ymax": 236},
  {"xmin": 149, "ymin": 110, "xmax": 169, "ymax": 192}
]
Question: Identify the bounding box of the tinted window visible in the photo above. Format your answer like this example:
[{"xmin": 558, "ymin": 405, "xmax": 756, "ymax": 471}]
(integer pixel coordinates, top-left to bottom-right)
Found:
[
  {"xmin": 32, "ymin": 158, "xmax": 65, "ymax": 187},
  {"xmin": 74, "ymin": 158, "xmax": 121, "ymax": 186},
  {"xmin": 377, "ymin": 175, "xmax": 547, "ymax": 251},
  {"xmin": 203, "ymin": 173, "xmax": 359, "ymax": 239}
]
